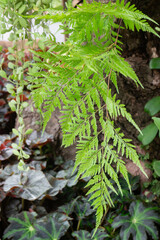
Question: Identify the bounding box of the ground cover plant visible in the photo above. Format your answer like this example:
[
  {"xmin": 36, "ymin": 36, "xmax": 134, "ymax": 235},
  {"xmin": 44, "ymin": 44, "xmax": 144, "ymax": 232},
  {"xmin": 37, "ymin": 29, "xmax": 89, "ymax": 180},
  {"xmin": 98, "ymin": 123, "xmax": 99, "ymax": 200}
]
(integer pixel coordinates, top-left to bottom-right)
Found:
[
  {"xmin": 0, "ymin": 0, "xmax": 160, "ymax": 239},
  {"xmin": 138, "ymin": 96, "xmax": 160, "ymax": 146},
  {"xmin": 138, "ymin": 54, "xmax": 160, "ymax": 146}
]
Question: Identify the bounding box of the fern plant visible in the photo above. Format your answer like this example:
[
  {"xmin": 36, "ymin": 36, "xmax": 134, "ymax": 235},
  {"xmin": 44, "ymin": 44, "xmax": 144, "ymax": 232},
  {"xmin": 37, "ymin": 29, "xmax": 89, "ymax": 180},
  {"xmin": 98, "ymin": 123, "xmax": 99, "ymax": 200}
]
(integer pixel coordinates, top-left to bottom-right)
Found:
[{"xmin": 27, "ymin": 0, "xmax": 159, "ymax": 233}]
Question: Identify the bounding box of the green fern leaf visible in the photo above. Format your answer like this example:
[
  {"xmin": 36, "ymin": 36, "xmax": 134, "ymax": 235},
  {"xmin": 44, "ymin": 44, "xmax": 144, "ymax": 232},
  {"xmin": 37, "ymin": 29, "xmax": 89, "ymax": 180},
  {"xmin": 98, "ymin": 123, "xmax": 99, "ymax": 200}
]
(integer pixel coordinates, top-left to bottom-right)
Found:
[{"xmin": 28, "ymin": 0, "xmax": 159, "ymax": 233}]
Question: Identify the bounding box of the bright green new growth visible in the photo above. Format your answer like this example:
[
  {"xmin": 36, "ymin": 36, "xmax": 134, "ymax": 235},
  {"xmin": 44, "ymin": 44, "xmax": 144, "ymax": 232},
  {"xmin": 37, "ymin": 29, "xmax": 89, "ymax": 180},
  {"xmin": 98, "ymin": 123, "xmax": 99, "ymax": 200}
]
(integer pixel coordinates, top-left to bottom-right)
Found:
[{"xmin": 28, "ymin": 0, "xmax": 159, "ymax": 232}]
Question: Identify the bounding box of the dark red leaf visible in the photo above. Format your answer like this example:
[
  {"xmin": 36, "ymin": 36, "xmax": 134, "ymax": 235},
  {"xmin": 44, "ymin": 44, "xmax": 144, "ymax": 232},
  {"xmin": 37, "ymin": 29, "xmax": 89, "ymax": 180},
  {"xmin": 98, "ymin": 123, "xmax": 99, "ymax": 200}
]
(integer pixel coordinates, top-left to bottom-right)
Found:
[
  {"xmin": 4, "ymin": 139, "xmax": 12, "ymax": 146},
  {"xmin": 7, "ymin": 94, "xmax": 28, "ymax": 102},
  {"xmin": 2, "ymin": 77, "xmax": 7, "ymax": 81},
  {"xmin": 0, "ymin": 143, "xmax": 6, "ymax": 150},
  {"xmin": 4, "ymin": 111, "xmax": 15, "ymax": 119},
  {"xmin": 3, "ymin": 48, "xmax": 8, "ymax": 53},
  {"xmin": 20, "ymin": 94, "xmax": 28, "ymax": 102},
  {"xmin": 2, "ymin": 62, "xmax": 8, "ymax": 70}
]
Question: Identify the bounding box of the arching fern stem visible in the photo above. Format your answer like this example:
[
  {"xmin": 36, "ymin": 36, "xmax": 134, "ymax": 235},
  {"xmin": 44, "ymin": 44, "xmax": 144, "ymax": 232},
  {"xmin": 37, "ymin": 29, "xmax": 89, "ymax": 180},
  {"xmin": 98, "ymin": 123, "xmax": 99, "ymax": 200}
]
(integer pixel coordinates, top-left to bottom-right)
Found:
[{"xmin": 27, "ymin": 0, "xmax": 160, "ymax": 236}]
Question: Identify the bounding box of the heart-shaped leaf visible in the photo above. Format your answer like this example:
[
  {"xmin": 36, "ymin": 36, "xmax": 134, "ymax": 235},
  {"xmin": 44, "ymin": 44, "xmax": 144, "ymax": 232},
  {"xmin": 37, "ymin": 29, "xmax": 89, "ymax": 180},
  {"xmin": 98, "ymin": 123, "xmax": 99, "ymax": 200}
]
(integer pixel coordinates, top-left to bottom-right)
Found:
[
  {"xmin": 144, "ymin": 96, "xmax": 160, "ymax": 116},
  {"xmin": 3, "ymin": 170, "xmax": 51, "ymax": 200},
  {"xmin": 35, "ymin": 212, "xmax": 70, "ymax": 240},
  {"xmin": 56, "ymin": 167, "xmax": 78, "ymax": 187},
  {"xmin": 3, "ymin": 211, "xmax": 36, "ymax": 240},
  {"xmin": 58, "ymin": 197, "xmax": 79, "ymax": 216},
  {"xmin": 112, "ymin": 201, "xmax": 160, "ymax": 240},
  {"xmin": 138, "ymin": 123, "xmax": 158, "ymax": 145},
  {"xmin": 74, "ymin": 198, "xmax": 95, "ymax": 219},
  {"xmin": 0, "ymin": 164, "xmax": 20, "ymax": 181},
  {"xmin": 26, "ymin": 130, "xmax": 53, "ymax": 148},
  {"xmin": 38, "ymin": 173, "xmax": 68, "ymax": 199},
  {"xmin": 28, "ymin": 160, "xmax": 47, "ymax": 171}
]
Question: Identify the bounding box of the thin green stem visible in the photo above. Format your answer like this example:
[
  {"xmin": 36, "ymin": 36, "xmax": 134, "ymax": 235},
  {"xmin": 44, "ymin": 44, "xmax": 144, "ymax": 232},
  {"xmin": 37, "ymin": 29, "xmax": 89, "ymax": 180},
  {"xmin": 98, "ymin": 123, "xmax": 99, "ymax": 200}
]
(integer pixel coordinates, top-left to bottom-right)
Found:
[{"xmin": 77, "ymin": 218, "xmax": 81, "ymax": 231}]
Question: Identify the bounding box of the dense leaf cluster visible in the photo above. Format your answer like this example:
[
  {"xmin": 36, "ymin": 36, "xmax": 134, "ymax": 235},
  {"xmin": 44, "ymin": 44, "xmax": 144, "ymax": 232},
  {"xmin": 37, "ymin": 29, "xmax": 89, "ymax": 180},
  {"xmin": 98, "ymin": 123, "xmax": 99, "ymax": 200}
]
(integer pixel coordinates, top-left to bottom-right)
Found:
[{"xmin": 27, "ymin": 0, "xmax": 159, "ymax": 231}]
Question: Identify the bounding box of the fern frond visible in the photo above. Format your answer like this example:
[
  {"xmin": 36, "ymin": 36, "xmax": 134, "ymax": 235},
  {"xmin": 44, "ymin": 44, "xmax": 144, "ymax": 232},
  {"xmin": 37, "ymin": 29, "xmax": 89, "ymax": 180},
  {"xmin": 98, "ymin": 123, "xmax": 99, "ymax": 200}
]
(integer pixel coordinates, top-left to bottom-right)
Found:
[
  {"xmin": 34, "ymin": 0, "xmax": 159, "ymax": 38},
  {"xmin": 28, "ymin": 0, "xmax": 158, "ymax": 233}
]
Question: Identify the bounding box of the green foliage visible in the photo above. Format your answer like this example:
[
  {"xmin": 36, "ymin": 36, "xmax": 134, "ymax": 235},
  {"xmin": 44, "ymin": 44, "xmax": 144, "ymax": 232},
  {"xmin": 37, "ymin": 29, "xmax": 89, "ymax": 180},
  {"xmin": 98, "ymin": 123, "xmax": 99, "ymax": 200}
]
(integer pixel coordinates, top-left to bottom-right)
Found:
[
  {"xmin": 0, "ymin": 0, "xmax": 61, "ymax": 39},
  {"xmin": 0, "ymin": 0, "xmax": 60, "ymax": 169},
  {"xmin": 138, "ymin": 122, "xmax": 158, "ymax": 146},
  {"xmin": 138, "ymin": 96, "xmax": 160, "ymax": 145},
  {"xmin": 34, "ymin": 216, "xmax": 69, "ymax": 240},
  {"xmin": 58, "ymin": 197, "xmax": 79, "ymax": 216},
  {"xmin": 0, "ymin": 0, "xmax": 159, "ymax": 235},
  {"xmin": 2, "ymin": 159, "xmax": 79, "ymax": 201},
  {"xmin": 74, "ymin": 198, "xmax": 95, "ymax": 220},
  {"xmin": 3, "ymin": 169, "xmax": 52, "ymax": 200},
  {"xmin": 3, "ymin": 212, "xmax": 36, "ymax": 240},
  {"xmin": 3, "ymin": 211, "xmax": 70, "ymax": 240},
  {"xmin": 144, "ymin": 96, "xmax": 160, "ymax": 116},
  {"xmin": 111, "ymin": 174, "xmax": 140, "ymax": 204},
  {"xmin": 152, "ymin": 117, "xmax": 160, "ymax": 132},
  {"xmin": 5, "ymin": 50, "xmax": 31, "ymax": 168},
  {"xmin": 112, "ymin": 201, "xmax": 160, "ymax": 240},
  {"xmin": 152, "ymin": 160, "xmax": 160, "ymax": 177},
  {"xmin": 26, "ymin": 0, "xmax": 160, "ymax": 232},
  {"xmin": 141, "ymin": 157, "xmax": 160, "ymax": 199},
  {"xmin": 149, "ymin": 58, "xmax": 160, "ymax": 69},
  {"xmin": 138, "ymin": 55, "xmax": 160, "ymax": 145},
  {"xmin": 72, "ymin": 229, "xmax": 109, "ymax": 240},
  {"xmin": 149, "ymin": 180, "xmax": 160, "ymax": 197}
]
